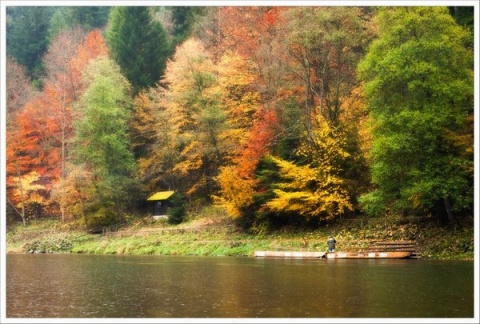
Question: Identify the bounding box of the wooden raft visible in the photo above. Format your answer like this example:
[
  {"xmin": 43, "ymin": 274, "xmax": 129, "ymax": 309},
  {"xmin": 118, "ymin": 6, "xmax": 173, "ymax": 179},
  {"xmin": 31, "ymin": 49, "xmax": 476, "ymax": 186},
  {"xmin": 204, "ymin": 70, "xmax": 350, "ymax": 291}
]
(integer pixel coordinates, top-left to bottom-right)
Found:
[
  {"xmin": 254, "ymin": 251, "xmax": 326, "ymax": 258},
  {"xmin": 254, "ymin": 240, "xmax": 421, "ymax": 259}
]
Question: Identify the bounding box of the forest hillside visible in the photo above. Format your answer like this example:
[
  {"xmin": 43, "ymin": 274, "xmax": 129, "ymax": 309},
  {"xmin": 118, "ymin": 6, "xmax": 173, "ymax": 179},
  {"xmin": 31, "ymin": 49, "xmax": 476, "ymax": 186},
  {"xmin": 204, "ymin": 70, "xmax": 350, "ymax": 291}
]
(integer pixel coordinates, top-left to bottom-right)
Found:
[{"xmin": 5, "ymin": 6, "xmax": 475, "ymax": 236}]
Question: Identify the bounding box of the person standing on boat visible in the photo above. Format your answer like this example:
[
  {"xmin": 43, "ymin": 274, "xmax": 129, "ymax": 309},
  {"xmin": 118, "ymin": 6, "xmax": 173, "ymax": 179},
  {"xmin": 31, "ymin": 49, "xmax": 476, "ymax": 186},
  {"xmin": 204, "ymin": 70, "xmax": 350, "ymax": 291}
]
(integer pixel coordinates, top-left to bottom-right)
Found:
[{"xmin": 327, "ymin": 236, "xmax": 336, "ymax": 252}]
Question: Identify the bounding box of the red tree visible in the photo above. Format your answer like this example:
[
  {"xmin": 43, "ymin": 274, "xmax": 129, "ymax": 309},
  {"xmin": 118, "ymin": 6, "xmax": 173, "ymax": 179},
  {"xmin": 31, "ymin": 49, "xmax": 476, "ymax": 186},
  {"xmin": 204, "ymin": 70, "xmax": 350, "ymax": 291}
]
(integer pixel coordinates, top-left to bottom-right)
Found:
[{"xmin": 6, "ymin": 29, "xmax": 109, "ymax": 221}]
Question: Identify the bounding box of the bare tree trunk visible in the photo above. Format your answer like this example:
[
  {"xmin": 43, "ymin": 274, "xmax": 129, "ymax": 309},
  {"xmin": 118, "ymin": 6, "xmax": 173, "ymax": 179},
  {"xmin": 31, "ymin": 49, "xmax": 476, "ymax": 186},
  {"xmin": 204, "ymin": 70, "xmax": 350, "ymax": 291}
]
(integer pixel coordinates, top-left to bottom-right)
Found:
[
  {"xmin": 60, "ymin": 73, "xmax": 67, "ymax": 222},
  {"xmin": 7, "ymin": 197, "xmax": 24, "ymax": 223},
  {"xmin": 15, "ymin": 165, "xmax": 26, "ymax": 226}
]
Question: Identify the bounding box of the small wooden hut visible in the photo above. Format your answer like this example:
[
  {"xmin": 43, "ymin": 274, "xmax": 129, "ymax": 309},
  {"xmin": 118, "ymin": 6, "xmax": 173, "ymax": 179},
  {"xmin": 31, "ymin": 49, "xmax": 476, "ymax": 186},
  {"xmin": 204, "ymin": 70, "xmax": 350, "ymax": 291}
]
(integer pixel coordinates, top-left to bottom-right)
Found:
[{"xmin": 147, "ymin": 190, "xmax": 175, "ymax": 219}]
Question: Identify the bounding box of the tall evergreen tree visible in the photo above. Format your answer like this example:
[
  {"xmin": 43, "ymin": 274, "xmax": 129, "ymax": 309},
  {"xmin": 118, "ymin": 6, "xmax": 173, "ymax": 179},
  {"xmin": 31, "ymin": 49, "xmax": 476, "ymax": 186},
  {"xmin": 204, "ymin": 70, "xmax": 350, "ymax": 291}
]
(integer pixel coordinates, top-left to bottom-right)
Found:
[
  {"xmin": 106, "ymin": 7, "xmax": 170, "ymax": 94},
  {"xmin": 48, "ymin": 6, "xmax": 110, "ymax": 40},
  {"xmin": 6, "ymin": 6, "xmax": 55, "ymax": 81},
  {"xmin": 358, "ymin": 7, "xmax": 473, "ymax": 226},
  {"xmin": 170, "ymin": 7, "xmax": 205, "ymax": 47}
]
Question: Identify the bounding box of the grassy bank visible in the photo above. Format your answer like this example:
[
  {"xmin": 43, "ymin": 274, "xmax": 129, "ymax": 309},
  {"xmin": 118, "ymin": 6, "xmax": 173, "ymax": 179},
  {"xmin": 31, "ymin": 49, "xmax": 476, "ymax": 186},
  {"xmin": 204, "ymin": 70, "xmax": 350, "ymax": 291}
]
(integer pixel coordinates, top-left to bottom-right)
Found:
[{"xmin": 5, "ymin": 208, "xmax": 474, "ymax": 260}]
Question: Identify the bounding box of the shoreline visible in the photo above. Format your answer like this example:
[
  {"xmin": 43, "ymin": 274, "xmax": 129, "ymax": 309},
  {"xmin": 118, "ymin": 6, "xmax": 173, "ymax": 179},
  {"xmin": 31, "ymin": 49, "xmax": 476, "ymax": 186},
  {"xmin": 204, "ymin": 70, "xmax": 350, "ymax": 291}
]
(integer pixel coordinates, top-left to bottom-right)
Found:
[{"xmin": 5, "ymin": 216, "xmax": 475, "ymax": 261}]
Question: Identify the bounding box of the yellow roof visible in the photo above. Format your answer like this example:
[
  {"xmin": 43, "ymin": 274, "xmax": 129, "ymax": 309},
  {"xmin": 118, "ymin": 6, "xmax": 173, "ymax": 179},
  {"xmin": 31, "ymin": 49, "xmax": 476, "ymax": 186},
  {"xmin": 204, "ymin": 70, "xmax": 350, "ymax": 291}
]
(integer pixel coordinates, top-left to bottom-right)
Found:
[{"xmin": 147, "ymin": 191, "xmax": 175, "ymax": 201}]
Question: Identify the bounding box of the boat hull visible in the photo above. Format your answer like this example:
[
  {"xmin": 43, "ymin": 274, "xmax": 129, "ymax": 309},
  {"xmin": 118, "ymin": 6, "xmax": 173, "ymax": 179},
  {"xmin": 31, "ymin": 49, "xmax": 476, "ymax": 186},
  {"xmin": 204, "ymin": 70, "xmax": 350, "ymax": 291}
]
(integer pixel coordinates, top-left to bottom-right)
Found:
[
  {"xmin": 324, "ymin": 251, "xmax": 412, "ymax": 259},
  {"xmin": 254, "ymin": 251, "xmax": 326, "ymax": 258}
]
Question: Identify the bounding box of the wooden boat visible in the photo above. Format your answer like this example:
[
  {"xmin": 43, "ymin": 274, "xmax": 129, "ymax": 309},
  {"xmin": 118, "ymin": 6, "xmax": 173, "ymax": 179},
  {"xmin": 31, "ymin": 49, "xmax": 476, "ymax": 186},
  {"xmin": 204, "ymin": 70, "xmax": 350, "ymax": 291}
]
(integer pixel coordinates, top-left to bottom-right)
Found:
[
  {"xmin": 254, "ymin": 251, "xmax": 326, "ymax": 258},
  {"xmin": 323, "ymin": 251, "xmax": 412, "ymax": 259}
]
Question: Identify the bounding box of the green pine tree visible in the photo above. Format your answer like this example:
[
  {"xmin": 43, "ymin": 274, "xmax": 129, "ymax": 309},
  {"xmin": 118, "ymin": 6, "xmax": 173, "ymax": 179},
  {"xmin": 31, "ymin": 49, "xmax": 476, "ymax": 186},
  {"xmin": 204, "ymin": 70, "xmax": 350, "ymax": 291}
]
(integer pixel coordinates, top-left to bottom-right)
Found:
[
  {"xmin": 167, "ymin": 193, "xmax": 186, "ymax": 225},
  {"xmin": 106, "ymin": 7, "xmax": 170, "ymax": 94},
  {"xmin": 6, "ymin": 6, "xmax": 55, "ymax": 82},
  {"xmin": 169, "ymin": 7, "xmax": 206, "ymax": 47},
  {"xmin": 49, "ymin": 7, "xmax": 110, "ymax": 40}
]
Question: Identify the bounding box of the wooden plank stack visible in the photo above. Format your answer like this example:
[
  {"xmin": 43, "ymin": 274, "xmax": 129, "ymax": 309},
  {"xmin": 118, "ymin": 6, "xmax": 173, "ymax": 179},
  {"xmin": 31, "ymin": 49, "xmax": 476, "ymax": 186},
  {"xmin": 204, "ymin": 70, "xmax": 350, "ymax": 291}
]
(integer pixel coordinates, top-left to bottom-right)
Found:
[{"xmin": 367, "ymin": 240, "xmax": 421, "ymax": 258}]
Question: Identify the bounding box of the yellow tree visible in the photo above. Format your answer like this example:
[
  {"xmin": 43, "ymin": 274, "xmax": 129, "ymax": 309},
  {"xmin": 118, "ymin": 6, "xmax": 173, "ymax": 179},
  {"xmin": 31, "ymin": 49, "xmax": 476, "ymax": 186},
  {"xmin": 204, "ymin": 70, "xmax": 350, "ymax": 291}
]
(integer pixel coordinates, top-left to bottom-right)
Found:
[
  {"xmin": 161, "ymin": 38, "xmax": 220, "ymax": 198},
  {"xmin": 9, "ymin": 171, "xmax": 46, "ymax": 225},
  {"xmin": 159, "ymin": 38, "xmax": 263, "ymax": 201},
  {"xmin": 259, "ymin": 7, "xmax": 374, "ymax": 222},
  {"xmin": 131, "ymin": 87, "xmax": 180, "ymax": 192},
  {"xmin": 212, "ymin": 51, "xmax": 260, "ymax": 156},
  {"xmin": 215, "ymin": 108, "xmax": 281, "ymax": 218},
  {"xmin": 215, "ymin": 166, "xmax": 257, "ymax": 218},
  {"xmin": 266, "ymin": 115, "xmax": 353, "ymax": 220}
]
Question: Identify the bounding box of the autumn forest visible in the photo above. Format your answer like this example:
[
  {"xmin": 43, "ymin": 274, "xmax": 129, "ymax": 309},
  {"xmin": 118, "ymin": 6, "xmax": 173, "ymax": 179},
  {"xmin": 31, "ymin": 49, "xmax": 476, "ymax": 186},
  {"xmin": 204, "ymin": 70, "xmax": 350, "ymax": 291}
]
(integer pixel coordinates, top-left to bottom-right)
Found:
[{"xmin": 5, "ymin": 6, "xmax": 474, "ymax": 232}]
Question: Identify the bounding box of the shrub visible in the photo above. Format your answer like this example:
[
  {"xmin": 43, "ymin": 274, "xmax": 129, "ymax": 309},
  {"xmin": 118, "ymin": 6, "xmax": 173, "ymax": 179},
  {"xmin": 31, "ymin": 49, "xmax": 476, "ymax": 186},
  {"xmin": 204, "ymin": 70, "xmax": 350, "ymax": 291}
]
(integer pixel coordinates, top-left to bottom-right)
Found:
[{"xmin": 167, "ymin": 193, "xmax": 186, "ymax": 225}]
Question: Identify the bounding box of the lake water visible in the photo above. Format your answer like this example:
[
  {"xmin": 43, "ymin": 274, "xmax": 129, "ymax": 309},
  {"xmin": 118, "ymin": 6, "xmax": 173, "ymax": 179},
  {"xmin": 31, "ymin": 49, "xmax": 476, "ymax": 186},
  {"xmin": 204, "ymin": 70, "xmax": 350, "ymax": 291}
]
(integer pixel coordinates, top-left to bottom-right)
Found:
[{"xmin": 5, "ymin": 254, "xmax": 475, "ymax": 319}]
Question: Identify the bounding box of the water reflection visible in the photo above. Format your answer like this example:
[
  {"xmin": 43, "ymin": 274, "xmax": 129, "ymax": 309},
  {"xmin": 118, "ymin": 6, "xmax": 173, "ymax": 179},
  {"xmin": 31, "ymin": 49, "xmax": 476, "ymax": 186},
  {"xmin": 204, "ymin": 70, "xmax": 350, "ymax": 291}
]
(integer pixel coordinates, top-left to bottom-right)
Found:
[{"xmin": 6, "ymin": 254, "xmax": 474, "ymax": 318}]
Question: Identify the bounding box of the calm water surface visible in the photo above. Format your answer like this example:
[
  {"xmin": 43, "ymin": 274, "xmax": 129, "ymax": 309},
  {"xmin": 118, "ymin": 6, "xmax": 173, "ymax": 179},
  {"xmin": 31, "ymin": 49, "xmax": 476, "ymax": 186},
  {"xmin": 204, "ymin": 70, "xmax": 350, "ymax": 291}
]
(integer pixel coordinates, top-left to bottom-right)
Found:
[{"xmin": 6, "ymin": 254, "xmax": 474, "ymax": 318}]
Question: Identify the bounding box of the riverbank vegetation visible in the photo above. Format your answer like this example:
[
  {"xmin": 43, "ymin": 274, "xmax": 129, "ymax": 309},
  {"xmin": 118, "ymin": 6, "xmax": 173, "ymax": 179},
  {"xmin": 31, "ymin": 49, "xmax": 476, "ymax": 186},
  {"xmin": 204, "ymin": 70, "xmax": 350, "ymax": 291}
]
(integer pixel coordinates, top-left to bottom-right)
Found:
[
  {"xmin": 5, "ymin": 6, "xmax": 474, "ymax": 252},
  {"xmin": 6, "ymin": 206, "xmax": 474, "ymax": 260}
]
